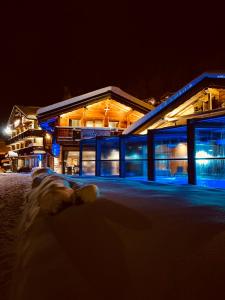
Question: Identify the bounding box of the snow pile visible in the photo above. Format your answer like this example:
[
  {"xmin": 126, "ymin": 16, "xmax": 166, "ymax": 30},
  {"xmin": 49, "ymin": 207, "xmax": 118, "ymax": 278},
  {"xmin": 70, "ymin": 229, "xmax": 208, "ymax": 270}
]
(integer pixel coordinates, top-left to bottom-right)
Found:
[{"xmin": 23, "ymin": 168, "xmax": 99, "ymax": 225}]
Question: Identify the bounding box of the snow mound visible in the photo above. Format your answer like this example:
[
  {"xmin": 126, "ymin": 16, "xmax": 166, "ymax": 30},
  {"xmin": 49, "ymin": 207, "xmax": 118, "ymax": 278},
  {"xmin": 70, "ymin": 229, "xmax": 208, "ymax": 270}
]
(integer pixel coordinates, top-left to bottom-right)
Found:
[{"xmin": 28, "ymin": 170, "xmax": 100, "ymax": 216}]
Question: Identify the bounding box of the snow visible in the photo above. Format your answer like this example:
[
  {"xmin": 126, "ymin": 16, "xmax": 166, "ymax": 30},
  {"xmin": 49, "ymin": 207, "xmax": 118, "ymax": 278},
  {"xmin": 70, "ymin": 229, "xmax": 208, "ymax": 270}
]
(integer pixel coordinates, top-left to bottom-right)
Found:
[
  {"xmin": 37, "ymin": 86, "xmax": 150, "ymax": 116},
  {"xmin": 0, "ymin": 174, "xmax": 31, "ymax": 300},
  {"xmin": 2, "ymin": 175, "xmax": 225, "ymax": 299}
]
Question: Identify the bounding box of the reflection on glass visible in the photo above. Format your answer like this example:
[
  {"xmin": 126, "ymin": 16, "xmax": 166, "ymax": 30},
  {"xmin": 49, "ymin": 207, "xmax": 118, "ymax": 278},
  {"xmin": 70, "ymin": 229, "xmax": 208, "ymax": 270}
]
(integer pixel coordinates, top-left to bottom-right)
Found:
[
  {"xmin": 125, "ymin": 160, "xmax": 147, "ymax": 177},
  {"xmin": 64, "ymin": 151, "xmax": 79, "ymax": 175},
  {"xmin": 101, "ymin": 138, "xmax": 119, "ymax": 160},
  {"xmin": 101, "ymin": 161, "xmax": 119, "ymax": 176},
  {"xmin": 82, "ymin": 161, "xmax": 95, "ymax": 175},
  {"xmin": 155, "ymin": 159, "xmax": 188, "ymax": 184}
]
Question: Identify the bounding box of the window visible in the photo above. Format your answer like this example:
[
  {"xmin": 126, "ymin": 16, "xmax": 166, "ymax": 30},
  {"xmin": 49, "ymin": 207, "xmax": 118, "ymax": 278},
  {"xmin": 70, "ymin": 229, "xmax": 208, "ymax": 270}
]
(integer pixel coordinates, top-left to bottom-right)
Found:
[
  {"xmin": 69, "ymin": 119, "xmax": 80, "ymax": 127},
  {"xmin": 109, "ymin": 121, "xmax": 119, "ymax": 128},
  {"xmin": 95, "ymin": 120, "xmax": 103, "ymax": 127},
  {"xmin": 86, "ymin": 120, "xmax": 103, "ymax": 128}
]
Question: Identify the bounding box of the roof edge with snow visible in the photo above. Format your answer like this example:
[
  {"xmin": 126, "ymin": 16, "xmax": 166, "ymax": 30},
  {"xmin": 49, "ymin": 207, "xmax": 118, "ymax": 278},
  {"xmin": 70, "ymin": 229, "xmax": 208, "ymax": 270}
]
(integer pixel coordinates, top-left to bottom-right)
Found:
[
  {"xmin": 37, "ymin": 86, "xmax": 153, "ymax": 119},
  {"xmin": 123, "ymin": 72, "xmax": 225, "ymax": 135}
]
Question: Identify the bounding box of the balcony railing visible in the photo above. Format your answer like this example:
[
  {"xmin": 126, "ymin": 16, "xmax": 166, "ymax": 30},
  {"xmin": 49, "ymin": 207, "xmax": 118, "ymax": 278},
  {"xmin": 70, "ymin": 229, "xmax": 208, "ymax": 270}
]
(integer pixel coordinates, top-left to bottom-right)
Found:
[
  {"xmin": 56, "ymin": 126, "xmax": 124, "ymax": 142},
  {"xmin": 6, "ymin": 129, "xmax": 45, "ymax": 145}
]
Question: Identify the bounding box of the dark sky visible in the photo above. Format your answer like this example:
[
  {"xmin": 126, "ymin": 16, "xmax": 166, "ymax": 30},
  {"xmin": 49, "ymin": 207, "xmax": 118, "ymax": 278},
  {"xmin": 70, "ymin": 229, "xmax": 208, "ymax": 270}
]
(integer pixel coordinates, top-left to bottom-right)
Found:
[{"xmin": 1, "ymin": 1, "xmax": 225, "ymax": 133}]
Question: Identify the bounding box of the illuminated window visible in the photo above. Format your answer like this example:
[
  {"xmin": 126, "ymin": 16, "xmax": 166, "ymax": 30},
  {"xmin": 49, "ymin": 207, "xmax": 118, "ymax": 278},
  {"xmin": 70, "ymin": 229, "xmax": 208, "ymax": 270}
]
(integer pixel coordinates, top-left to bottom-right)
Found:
[
  {"xmin": 86, "ymin": 120, "xmax": 103, "ymax": 127},
  {"xmin": 109, "ymin": 121, "xmax": 119, "ymax": 128},
  {"xmin": 95, "ymin": 120, "xmax": 103, "ymax": 127},
  {"xmin": 69, "ymin": 119, "xmax": 80, "ymax": 127}
]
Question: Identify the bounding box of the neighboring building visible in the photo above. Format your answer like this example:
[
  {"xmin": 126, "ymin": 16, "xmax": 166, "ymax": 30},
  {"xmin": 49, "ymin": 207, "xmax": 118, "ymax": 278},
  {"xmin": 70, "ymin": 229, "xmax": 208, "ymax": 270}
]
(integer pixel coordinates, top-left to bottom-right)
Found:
[
  {"xmin": 0, "ymin": 139, "xmax": 9, "ymax": 171},
  {"xmin": 37, "ymin": 86, "xmax": 153, "ymax": 174},
  {"xmin": 6, "ymin": 105, "xmax": 48, "ymax": 171},
  {"xmin": 0, "ymin": 138, "xmax": 8, "ymax": 155}
]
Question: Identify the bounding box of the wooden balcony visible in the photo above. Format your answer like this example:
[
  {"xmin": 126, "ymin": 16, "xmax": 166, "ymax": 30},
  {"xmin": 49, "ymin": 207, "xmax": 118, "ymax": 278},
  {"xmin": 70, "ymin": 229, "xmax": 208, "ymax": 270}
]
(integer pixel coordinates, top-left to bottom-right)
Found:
[
  {"xmin": 56, "ymin": 126, "xmax": 124, "ymax": 143},
  {"xmin": 6, "ymin": 129, "xmax": 45, "ymax": 145}
]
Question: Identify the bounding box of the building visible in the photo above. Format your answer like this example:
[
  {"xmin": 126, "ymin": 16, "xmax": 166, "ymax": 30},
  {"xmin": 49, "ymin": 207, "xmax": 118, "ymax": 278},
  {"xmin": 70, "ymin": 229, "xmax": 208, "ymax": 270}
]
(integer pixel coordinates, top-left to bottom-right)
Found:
[
  {"xmin": 59, "ymin": 72, "xmax": 225, "ymax": 189},
  {"xmin": 6, "ymin": 105, "xmax": 48, "ymax": 171},
  {"xmin": 37, "ymin": 86, "xmax": 153, "ymax": 174}
]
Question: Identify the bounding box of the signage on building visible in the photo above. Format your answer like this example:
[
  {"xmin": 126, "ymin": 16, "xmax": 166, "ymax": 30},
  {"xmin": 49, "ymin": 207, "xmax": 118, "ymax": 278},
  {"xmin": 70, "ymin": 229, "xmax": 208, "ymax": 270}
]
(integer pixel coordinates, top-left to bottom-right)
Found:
[{"xmin": 81, "ymin": 129, "xmax": 111, "ymax": 139}]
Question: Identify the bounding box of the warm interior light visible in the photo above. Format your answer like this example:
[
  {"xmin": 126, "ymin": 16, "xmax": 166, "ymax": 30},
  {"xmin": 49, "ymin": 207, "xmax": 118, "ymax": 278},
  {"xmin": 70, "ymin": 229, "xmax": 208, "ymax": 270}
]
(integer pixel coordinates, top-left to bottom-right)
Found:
[{"xmin": 4, "ymin": 126, "xmax": 12, "ymax": 135}]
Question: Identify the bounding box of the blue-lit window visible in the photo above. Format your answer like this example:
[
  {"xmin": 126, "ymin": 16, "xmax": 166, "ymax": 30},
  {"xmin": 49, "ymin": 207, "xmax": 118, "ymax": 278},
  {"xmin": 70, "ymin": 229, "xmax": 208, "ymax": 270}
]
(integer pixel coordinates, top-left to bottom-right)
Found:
[
  {"xmin": 124, "ymin": 135, "xmax": 147, "ymax": 177},
  {"xmin": 154, "ymin": 127, "xmax": 188, "ymax": 184},
  {"xmin": 195, "ymin": 125, "xmax": 225, "ymax": 188},
  {"xmin": 100, "ymin": 137, "xmax": 119, "ymax": 176},
  {"xmin": 81, "ymin": 140, "xmax": 96, "ymax": 176}
]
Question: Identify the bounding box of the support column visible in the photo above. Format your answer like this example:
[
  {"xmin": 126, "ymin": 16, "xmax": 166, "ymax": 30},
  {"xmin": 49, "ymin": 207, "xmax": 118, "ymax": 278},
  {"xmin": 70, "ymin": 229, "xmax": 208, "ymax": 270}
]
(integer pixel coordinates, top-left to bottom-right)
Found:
[
  {"xmin": 95, "ymin": 137, "xmax": 101, "ymax": 176},
  {"xmin": 119, "ymin": 136, "xmax": 126, "ymax": 178},
  {"xmin": 147, "ymin": 130, "xmax": 155, "ymax": 181},
  {"xmin": 79, "ymin": 142, "xmax": 83, "ymax": 176},
  {"xmin": 187, "ymin": 120, "xmax": 196, "ymax": 185}
]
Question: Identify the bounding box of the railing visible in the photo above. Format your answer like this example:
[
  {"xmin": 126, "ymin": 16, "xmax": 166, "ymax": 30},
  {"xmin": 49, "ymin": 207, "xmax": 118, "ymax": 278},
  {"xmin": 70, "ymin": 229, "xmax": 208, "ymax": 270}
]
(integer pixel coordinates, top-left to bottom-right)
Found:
[
  {"xmin": 6, "ymin": 129, "xmax": 45, "ymax": 145},
  {"xmin": 56, "ymin": 126, "xmax": 124, "ymax": 142}
]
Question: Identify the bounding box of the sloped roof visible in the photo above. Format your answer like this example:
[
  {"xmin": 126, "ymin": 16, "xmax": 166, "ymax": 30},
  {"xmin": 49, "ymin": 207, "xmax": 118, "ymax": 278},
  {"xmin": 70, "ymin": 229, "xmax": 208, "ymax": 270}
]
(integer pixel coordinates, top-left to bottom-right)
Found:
[
  {"xmin": 123, "ymin": 72, "xmax": 225, "ymax": 134},
  {"xmin": 8, "ymin": 105, "xmax": 40, "ymax": 124},
  {"xmin": 16, "ymin": 105, "xmax": 40, "ymax": 116},
  {"xmin": 37, "ymin": 86, "xmax": 153, "ymax": 119}
]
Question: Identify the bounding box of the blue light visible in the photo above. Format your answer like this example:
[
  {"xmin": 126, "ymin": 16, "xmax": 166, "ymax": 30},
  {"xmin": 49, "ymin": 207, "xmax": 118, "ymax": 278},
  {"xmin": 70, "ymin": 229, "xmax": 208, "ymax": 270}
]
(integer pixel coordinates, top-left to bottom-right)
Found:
[
  {"xmin": 37, "ymin": 154, "xmax": 42, "ymax": 161},
  {"xmin": 52, "ymin": 142, "xmax": 60, "ymax": 157},
  {"xmin": 39, "ymin": 117, "xmax": 57, "ymax": 133}
]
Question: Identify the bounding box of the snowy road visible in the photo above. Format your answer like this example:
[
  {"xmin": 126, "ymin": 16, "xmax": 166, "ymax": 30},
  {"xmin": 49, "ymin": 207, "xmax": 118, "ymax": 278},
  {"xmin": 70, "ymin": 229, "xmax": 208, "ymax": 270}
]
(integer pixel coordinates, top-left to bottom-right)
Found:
[{"xmin": 0, "ymin": 173, "xmax": 31, "ymax": 300}]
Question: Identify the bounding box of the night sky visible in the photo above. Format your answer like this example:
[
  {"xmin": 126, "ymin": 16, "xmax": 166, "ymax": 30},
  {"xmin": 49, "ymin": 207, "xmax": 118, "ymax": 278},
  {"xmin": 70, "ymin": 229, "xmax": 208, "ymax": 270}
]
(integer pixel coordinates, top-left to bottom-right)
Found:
[{"xmin": 1, "ymin": 2, "xmax": 225, "ymax": 134}]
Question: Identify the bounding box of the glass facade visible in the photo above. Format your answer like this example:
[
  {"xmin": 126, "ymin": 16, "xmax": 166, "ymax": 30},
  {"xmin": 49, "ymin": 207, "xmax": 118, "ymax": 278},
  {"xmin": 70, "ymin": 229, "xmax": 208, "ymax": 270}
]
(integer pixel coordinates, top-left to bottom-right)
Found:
[
  {"xmin": 124, "ymin": 135, "xmax": 147, "ymax": 177},
  {"xmin": 76, "ymin": 115, "xmax": 225, "ymax": 189},
  {"xmin": 154, "ymin": 127, "xmax": 188, "ymax": 184}
]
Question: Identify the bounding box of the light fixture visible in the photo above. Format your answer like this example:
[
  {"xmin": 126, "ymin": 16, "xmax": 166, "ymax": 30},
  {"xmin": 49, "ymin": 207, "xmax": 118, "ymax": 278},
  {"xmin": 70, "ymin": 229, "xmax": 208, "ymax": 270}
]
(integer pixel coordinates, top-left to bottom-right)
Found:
[{"xmin": 3, "ymin": 126, "xmax": 12, "ymax": 135}]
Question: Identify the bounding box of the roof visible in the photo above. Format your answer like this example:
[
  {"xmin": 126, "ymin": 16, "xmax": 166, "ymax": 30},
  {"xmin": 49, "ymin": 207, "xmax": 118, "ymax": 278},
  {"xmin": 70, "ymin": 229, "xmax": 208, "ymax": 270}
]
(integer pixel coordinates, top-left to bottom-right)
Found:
[
  {"xmin": 37, "ymin": 86, "xmax": 153, "ymax": 118},
  {"xmin": 8, "ymin": 105, "xmax": 40, "ymax": 124},
  {"xmin": 16, "ymin": 105, "xmax": 40, "ymax": 116},
  {"xmin": 123, "ymin": 72, "xmax": 225, "ymax": 134}
]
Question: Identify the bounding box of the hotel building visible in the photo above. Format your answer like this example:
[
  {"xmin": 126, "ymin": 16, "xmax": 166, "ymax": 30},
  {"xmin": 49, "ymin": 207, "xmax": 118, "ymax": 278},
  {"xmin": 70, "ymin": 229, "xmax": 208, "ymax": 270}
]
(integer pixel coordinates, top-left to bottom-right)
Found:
[{"xmin": 6, "ymin": 105, "xmax": 48, "ymax": 171}]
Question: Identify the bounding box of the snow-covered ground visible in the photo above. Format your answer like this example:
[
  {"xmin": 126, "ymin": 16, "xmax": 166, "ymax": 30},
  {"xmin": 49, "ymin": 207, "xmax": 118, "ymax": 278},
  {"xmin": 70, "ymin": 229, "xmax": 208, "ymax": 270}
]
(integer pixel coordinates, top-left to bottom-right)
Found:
[
  {"xmin": 0, "ymin": 173, "xmax": 31, "ymax": 300},
  {"xmin": 1, "ymin": 174, "xmax": 225, "ymax": 299}
]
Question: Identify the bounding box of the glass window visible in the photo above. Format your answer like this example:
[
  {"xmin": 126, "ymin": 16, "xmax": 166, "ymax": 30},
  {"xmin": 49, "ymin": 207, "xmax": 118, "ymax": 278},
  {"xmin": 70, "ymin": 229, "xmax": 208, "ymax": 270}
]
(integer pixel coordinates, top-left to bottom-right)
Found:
[
  {"xmin": 69, "ymin": 119, "xmax": 80, "ymax": 127},
  {"xmin": 109, "ymin": 121, "xmax": 119, "ymax": 128},
  {"xmin": 86, "ymin": 120, "xmax": 94, "ymax": 127},
  {"xmin": 63, "ymin": 151, "xmax": 79, "ymax": 175},
  {"xmin": 153, "ymin": 127, "xmax": 188, "ymax": 184}
]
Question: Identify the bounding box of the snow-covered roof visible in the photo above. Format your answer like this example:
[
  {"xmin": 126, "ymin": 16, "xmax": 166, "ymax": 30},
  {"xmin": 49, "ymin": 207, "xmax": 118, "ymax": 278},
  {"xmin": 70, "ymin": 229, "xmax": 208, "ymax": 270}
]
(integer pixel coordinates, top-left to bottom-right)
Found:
[
  {"xmin": 123, "ymin": 72, "xmax": 225, "ymax": 135},
  {"xmin": 37, "ymin": 86, "xmax": 152, "ymax": 117}
]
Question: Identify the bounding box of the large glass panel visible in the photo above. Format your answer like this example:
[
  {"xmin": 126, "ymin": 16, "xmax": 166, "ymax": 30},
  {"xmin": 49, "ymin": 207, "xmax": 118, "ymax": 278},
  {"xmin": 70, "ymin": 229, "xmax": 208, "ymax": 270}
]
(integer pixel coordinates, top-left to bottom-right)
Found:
[
  {"xmin": 153, "ymin": 127, "xmax": 188, "ymax": 184},
  {"xmin": 81, "ymin": 140, "xmax": 96, "ymax": 176},
  {"xmin": 124, "ymin": 135, "xmax": 147, "ymax": 177},
  {"xmin": 101, "ymin": 138, "xmax": 119, "ymax": 160},
  {"xmin": 64, "ymin": 151, "xmax": 79, "ymax": 175},
  {"xmin": 155, "ymin": 159, "xmax": 188, "ymax": 184},
  {"xmin": 100, "ymin": 137, "xmax": 119, "ymax": 176},
  {"xmin": 125, "ymin": 160, "xmax": 147, "ymax": 177},
  {"xmin": 82, "ymin": 161, "xmax": 95, "ymax": 176},
  {"xmin": 195, "ymin": 124, "xmax": 225, "ymax": 188},
  {"xmin": 195, "ymin": 127, "xmax": 225, "ymax": 159},
  {"xmin": 100, "ymin": 161, "xmax": 119, "ymax": 176}
]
